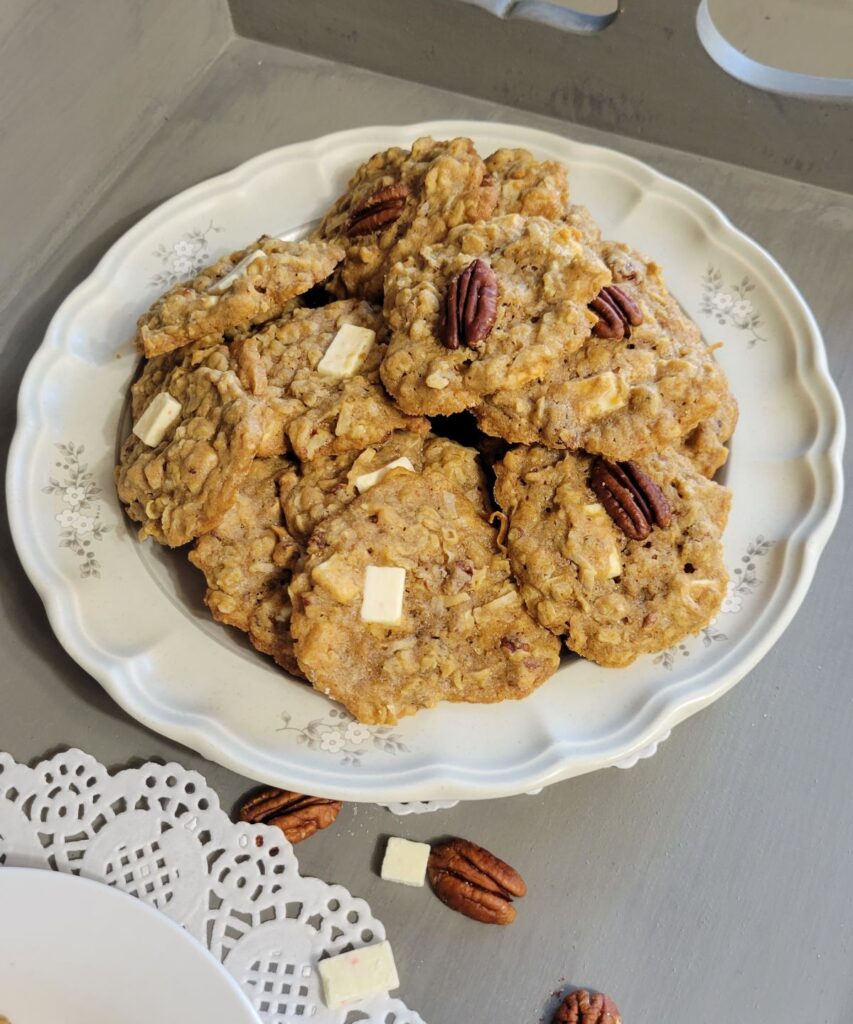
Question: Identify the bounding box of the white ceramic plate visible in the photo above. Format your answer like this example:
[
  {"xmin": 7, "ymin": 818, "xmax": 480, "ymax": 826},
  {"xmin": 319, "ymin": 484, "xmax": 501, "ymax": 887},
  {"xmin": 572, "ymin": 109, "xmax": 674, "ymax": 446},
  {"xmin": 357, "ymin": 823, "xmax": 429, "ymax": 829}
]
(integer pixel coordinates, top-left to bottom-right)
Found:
[
  {"xmin": 0, "ymin": 868, "xmax": 259, "ymax": 1024},
  {"xmin": 8, "ymin": 121, "xmax": 844, "ymax": 801}
]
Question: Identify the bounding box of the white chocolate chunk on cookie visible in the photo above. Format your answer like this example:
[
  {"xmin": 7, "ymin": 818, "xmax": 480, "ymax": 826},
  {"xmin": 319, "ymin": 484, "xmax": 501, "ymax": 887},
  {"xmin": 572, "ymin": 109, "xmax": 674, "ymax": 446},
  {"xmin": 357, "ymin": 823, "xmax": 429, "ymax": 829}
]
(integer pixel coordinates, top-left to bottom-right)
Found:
[
  {"xmin": 354, "ymin": 457, "xmax": 415, "ymax": 494},
  {"xmin": 317, "ymin": 323, "xmax": 376, "ymax": 378},
  {"xmin": 312, "ymin": 554, "xmax": 361, "ymax": 603},
  {"xmin": 568, "ymin": 370, "xmax": 629, "ymax": 419},
  {"xmin": 132, "ymin": 392, "xmax": 182, "ymax": 446},
  {"xmin": 360, "ymin": 566, "xmax": 406, "ymax": 624},
  {"xmin": 381, "ymin": 836, "xmax": 431, "ymax": 887},
  {"xmin": 317, "ymin": 940, "xmax": 400, "ymax": 1008},
  {"xmin": 604, "ymin": 546, "xmax": 623, "ymax": 580},
  {"xmin": 581, "ymin": 503, "xmax": 623, "ymax": 579},
  {"xmin": 208, "ymin": 249, "xmax": 267, "ymax": 294},
  {"xmin": 289, "ymin": 469, "xmax": 560, "ymax": 723}
]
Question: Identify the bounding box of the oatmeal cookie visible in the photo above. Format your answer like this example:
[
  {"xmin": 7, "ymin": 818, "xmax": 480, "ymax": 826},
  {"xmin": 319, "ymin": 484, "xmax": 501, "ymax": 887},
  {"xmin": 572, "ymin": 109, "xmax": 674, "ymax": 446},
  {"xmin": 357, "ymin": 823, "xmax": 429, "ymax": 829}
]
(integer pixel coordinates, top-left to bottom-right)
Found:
[
  {"xmin": 130, "ymin": 342, "xmax": 233, "ymax": 421},
  {"xmin": 314, "ymin": 136, "xmax": 498, "ymax": 301},
  {"xmin": 482, "ymin": 147, "xmax": 601, "ymax": 240},
  {"xmin": 116, "ymin": 365, "xmax": 264, "ymax": 547},
  {"xmin": 494, "ymin": 446, "xmax": 730, "ymax": 667},
  {"xmin": 476, "ymin": 242, "xmax": 730, "ymax": 458},
  {"xmin": 280, "ymin": 429, "xmax": 490, "ymax": 542},
  {"xmin": 289, "ymin": 468, "xmax": 561, "ymax": 723},
  {"xmin": 135, "ymin": 236, "xmax": 345, "ymax": 357},
  {"xmin": 565, "ymin": 203, "xmax": 602, "ymax": 241},
  {"xmin": 189, "ymin": 457, "xmax": 302, "ymax": 674},
  {"xmin": 680, "ymin": 391, "xmax": 738, "ymax": 477},
  {"xmin": 231, "ymin": 299, "xmax": 427, "ymax": 460},
  {"xmin": 381, "ymin": 214, "xmax": 610, "ymax": 416},
  {"xmin": 130, "ymin": 330, "xmax": 275, "ymax": 426},
  {"xmin": 485, "ymin": 147, "xmax": 571, "ymax": 220}
]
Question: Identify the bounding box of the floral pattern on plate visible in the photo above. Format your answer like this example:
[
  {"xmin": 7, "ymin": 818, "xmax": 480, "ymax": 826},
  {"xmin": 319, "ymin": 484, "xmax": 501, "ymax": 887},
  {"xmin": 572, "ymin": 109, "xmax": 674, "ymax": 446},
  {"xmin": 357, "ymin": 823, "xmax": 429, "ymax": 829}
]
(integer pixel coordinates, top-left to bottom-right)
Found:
[
  {"xmin": 43, "ymin": 443, "xmax": 109, "ymax": 579},
  {"xmin": 150, "ymin": 221, "xmax": 223, "ymax": 289},
  {"xmin": 654, "ymin": 535, "xmax": 775, "ymax": 669},
  {"xmin": 700, "ymin": 266, "xmax": 767, "ymax": 346},
  {"xmin": 277, "ymin": 708, "xmax": 409, "ymax": 766}
]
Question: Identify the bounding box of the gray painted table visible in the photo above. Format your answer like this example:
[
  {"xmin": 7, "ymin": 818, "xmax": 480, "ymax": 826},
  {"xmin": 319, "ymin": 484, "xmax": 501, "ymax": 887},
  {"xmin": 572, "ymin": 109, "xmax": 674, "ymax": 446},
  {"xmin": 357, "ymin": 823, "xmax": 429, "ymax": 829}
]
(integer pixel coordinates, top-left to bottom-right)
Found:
[{"xmin": 1, "ymin": 20, "xmax": 851, "ymax": 1024}]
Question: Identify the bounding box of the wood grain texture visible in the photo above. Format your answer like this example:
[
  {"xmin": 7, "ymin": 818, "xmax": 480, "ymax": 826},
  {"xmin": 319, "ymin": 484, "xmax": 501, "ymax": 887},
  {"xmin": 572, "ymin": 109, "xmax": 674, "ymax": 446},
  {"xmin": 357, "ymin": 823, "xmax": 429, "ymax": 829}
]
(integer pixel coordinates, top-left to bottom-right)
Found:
[
  {"xmin": 0, "ymin": 34, "xmax": 851, "ymax": 1024},
  {"xmin": 0, "ymin": 0, "xmax": 232, "ymax": 294},
  {"xmin": 229, "ymin": 0, "xmax": 853, "ymax": 193}
]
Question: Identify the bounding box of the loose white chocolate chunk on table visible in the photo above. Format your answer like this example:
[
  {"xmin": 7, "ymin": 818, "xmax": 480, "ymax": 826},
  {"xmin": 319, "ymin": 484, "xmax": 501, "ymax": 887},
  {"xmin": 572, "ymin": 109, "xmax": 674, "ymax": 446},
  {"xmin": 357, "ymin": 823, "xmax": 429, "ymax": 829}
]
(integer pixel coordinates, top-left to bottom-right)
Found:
[
  {"xmin": 381, "ymin": 836, "xmax": 431, "ymax": 887},
  {"xmin": 317, "ymin": 939, "xmax": 400, "ymax": 1008}
]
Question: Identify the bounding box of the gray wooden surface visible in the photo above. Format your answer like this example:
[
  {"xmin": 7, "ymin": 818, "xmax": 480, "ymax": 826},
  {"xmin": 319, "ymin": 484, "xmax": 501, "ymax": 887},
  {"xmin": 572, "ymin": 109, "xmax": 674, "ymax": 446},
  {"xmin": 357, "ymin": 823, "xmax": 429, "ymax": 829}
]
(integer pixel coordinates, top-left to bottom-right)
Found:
[
  {"xmin": 230, "ymin": 0, "xmax": 853, "ymax": 192},
  {"xmin": 1, "ymin": 22, "xmax": 852, "ymax": 1024}
]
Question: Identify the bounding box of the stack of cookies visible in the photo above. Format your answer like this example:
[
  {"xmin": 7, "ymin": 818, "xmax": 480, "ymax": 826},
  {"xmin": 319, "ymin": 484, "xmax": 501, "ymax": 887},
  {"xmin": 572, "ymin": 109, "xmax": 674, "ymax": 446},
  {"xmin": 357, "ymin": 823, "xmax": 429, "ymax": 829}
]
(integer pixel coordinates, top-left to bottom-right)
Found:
[{"xmin": 116, "ymin": 136, "xmax": 735, "ymax": 724}]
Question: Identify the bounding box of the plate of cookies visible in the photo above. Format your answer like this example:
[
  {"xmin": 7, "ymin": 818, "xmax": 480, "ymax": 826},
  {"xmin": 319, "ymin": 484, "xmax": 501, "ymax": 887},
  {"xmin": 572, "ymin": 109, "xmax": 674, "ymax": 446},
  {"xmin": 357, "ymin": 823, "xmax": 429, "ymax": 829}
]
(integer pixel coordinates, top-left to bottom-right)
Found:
[{"xmin": 8, "ymin": 121, "xmax": 843, "ymax": 801}]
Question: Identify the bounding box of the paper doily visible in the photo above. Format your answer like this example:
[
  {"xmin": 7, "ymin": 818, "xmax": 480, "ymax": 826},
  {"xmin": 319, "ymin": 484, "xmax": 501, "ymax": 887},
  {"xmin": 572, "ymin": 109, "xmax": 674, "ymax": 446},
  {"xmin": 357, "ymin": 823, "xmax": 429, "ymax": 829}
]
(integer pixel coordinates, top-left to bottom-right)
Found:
[
  {"xmin": 378, "ymin": 800, "xmax": 459, "ymax": 815},
  {"xmin": 0, "ymin": 749, "xmax": 425, "ymax": 1024}
]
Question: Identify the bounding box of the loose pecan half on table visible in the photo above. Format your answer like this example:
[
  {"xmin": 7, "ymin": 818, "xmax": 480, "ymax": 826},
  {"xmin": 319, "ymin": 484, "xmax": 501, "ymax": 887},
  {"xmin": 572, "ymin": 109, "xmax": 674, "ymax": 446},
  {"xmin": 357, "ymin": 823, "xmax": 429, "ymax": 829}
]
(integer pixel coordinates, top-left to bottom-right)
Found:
[
  {"xmin": 427, "ymin": 837, "xmax": 526, "ymax": 924},
  {"xmin": 237, "ymin": 787, "xmax": 342, "ymax": 844},
  {"xmin": 553, "ymin": 988, "xmax": 622, "ymax": 1024}
]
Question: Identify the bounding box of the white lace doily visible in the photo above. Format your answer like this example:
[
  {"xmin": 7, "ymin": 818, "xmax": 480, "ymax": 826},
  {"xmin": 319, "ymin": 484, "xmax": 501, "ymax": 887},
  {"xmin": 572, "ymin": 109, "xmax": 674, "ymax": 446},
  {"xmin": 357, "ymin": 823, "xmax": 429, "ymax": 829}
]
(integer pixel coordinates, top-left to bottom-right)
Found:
[
  {"xmin": 378, "ymin": 800, "xmax": 459, "ymax": 815},
  {"xmin": 0, "ymin": 749, "xmax": 425, "ymax": 1024}
]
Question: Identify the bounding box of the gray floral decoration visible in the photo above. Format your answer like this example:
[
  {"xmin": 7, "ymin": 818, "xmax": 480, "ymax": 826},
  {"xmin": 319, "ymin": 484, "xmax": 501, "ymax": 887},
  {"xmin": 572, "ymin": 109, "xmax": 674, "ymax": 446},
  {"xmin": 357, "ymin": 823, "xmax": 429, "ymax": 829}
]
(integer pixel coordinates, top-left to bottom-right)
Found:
[
  {"xmin": 150, "ymin": 220, "xmax": 223, "ymax": 289},
  {"xmin": 720, "ymin": 535, "xmax": 775, "ymax": 613},
  {"xmin": 43, "ymin": 443, "xmax": 109, "ymax": 578},
  {"xmin": 278, "ymin": 708, "xmax": 409, "ymax": 766},
  {"xmin": 654, "ymin": 535, "xmax": 775, "ymax": 670},
  {"xmin": 700, "ymin": 267, "xmax": 767, "ymax": 346},
  {"xmin": 653, "ymin": 642, "xmax": 691, "ymax": 671}
]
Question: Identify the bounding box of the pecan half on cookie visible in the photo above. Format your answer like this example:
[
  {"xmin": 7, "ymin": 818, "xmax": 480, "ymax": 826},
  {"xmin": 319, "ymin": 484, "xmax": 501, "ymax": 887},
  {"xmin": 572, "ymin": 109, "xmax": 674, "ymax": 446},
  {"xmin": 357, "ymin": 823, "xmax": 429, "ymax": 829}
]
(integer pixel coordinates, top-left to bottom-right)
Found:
[
  {"xmin": 347, "ymin": 183, "xmax": 410, "ymax": 236},
  {"xmin": 493, "ymin": 446, "xmax": 730, "ymax": 667},
  {"xmin": 588, "ymin": 457, "xmax": 671, "ymax": 541},
  {"xmin": 443, "ymin": 259, "xmax": 498, "ymax": 350},
  {"xmin": 427, "ymin": 837, "xmax": 526, "ymax": 924},
  {"xmin": 589, "ymin": 284, "xmax": 643, "ymax": 339},
  {"xmin": 314, "ymin": 136, "xmax": 498, "ymax": 301}
]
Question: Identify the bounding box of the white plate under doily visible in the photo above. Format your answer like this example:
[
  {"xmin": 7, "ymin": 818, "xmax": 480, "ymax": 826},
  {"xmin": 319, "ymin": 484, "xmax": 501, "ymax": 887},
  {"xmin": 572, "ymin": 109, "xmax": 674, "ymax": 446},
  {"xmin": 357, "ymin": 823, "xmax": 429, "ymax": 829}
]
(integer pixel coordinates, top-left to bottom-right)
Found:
[
  {"xmin": 7, "ymin": 120, "xmax": 844, "ymax": 802},
  {"xmin": 0, "ymin": 749, "xmax": 425, "ymax": 1024},
  {"xmin": 0, "ymin": 868, "xmax": 259, "ymax": 1024}
]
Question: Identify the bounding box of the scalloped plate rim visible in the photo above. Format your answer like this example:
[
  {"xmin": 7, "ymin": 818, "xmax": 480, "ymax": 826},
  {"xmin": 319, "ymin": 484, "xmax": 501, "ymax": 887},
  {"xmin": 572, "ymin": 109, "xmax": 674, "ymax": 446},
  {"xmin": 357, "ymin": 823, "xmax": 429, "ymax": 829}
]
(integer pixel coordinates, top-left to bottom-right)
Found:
[{"xmin": 7, "ymin": 119, "xmax": 845, "ymax": 801}]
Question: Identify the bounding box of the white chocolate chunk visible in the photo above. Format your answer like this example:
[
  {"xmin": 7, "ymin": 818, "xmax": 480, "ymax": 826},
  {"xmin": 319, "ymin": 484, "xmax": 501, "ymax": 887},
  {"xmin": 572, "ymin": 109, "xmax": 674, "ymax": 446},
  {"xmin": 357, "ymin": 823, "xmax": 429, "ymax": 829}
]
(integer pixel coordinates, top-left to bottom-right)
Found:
[
  {"xmin": 580, "ymin": 503, "xmax": 622, "ymax": 579},
  {"xmin": 583, "ymin": 502, "xmax": 607, "ymax": 518},
  {"xmin": 354, "ymin": 457, "xmax": 415, "ymax": 494},
  {"xmin": 604, "ymin": 545, "xmax": 623, "ymax": 580},
  {"xmin": 132, "ymin": 392, "xmax": 182, "ymax": 447},
  {"xmin": 568, "ymin": 371, "xmax": 628, "ymax": 419},
  {"xmin": 316, "ymin": 323, "xmax": 376, "ymax": 378},
  {"xmin": 360, "ymin": 566, "xmax": 406, "ymax": 625},
  {"xmin": 425, "ymin": 371, "xmax": 450, "ymax": 390},
  {"xmin": 381, "ymin": 837, "xmax": 431, "ymax": 887},
  {"xmin": 473, "ymin": 590, "xmax": 520, "ymax": 623},
  {"xmin": 312, "ymin": 555, "xmax": 360, "ymax": 604},
  {"xmin": 208, "ymin": 249, "xmax": 267, "ymax": 294},
  {"xmin": 318, "ymin": 940, "xmax": 400, "ymax": 1009}
]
